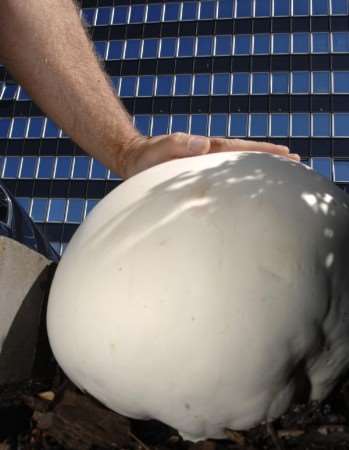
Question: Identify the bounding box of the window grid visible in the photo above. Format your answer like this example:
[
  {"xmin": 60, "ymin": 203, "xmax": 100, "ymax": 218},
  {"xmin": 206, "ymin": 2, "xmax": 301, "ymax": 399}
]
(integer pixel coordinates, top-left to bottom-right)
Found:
[
  {"xmin": 17, "ymin": 197, "xmax": 101, "ymax": 226},
  {"xmin": 2, "ymin": 71, "xmax": 349, "ymax": 112},
  {"xmin": 0, "ymin": 156, "xmax": 120, "ymax": 180},
  {"xmin": 81, "ymin": 0, "xmax": 349, "ymax": 25},
  {"xmin": 92, "ymin": 33, "xmax": 349, "ymax": 61}
]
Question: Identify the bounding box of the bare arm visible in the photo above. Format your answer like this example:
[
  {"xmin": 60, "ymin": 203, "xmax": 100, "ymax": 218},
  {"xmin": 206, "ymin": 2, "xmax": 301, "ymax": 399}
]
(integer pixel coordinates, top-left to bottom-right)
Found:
[{"xmin": 0, "ymin": 0, "xmax": 300, "ymax": 179}]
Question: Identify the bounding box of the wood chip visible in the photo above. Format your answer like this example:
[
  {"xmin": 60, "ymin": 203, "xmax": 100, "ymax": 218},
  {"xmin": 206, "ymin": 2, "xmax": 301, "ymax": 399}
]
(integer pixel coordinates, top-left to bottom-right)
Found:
[
  {"xmin": 224, "ymin": 428, "xmax": 246, "ymax": 446},
  {"xmin": 37, "ymin": 391, "xmax": 55, "ymax": 402},
  {"xmin": 277, "ymin": 429, "xmax": 305, "ymax": 438}
]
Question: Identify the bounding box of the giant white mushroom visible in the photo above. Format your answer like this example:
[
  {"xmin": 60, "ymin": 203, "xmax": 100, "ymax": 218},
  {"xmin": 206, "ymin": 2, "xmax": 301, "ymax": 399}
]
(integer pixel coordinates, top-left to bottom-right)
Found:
[{"xmin": 47, "ymin": 151, "xmax": 349, "ymax": 442}]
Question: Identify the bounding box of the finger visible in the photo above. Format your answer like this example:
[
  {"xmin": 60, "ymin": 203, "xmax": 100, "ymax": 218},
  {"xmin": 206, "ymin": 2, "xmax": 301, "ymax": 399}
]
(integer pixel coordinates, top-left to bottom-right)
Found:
[{"xmin": 208, "ymin": 137, "xmax": 290, "ymax": 155}]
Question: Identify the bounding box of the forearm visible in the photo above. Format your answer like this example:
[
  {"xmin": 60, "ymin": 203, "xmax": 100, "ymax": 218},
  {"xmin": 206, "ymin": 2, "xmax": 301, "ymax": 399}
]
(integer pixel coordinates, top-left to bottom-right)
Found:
[{"xmin": 0, "ymin": 0, "xmax": 140, "ymax": 175}]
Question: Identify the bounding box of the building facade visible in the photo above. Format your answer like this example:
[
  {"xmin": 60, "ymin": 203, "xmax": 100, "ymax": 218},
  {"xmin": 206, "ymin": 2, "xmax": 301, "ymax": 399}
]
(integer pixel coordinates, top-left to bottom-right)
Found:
[{"xmin": 1, "ymin": 0, "xmax": 349, "ymax": 254}]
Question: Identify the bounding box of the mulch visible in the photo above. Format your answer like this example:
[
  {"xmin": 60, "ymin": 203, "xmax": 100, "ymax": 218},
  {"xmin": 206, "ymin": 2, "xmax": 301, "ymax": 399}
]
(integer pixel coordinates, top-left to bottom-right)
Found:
[{"xmin": 2, "ymin": 378, "xmax": 349, "ymax": 450}]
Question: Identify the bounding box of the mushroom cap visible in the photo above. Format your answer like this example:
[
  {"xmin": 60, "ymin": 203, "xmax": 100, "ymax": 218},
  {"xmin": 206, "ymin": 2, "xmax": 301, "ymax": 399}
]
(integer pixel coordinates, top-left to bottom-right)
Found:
[{"xmin": 47, "ymin": 152, "xmax": 349, "ymax": 442}]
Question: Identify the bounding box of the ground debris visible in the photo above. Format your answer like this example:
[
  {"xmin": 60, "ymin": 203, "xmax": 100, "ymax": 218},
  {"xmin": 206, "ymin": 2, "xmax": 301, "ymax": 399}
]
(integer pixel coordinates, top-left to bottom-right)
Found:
[{"xmin": 2, "ymin": 379, "xmax": 349, "ymax": 450}]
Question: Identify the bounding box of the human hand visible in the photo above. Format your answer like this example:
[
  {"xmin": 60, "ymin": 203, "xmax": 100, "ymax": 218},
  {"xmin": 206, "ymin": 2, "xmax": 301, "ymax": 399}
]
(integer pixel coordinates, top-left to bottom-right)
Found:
[{"xmin": 119, "ymin": 133, "xmax": 300, "ymax": 179}]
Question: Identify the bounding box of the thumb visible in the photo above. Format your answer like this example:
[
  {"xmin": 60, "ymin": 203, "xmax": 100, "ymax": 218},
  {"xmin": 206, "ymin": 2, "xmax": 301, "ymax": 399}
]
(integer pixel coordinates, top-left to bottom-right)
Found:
[{"xmin": 186, "ymin": 135, "xmax": 211, "ymax": 155}]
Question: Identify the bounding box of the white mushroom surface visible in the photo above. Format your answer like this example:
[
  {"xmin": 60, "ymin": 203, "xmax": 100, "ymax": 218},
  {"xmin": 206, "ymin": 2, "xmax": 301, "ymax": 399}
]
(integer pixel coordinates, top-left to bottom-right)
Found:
[{"xmin": 47, "ymin": 152, "xmax": 349, "ymax": 442}]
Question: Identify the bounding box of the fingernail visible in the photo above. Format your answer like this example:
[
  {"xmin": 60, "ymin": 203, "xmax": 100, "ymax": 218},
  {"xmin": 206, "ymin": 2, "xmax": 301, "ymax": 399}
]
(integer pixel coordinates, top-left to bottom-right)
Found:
[
  {"xmin": 277, "ymin": 145, "xmax": 290, "ymax": 153},
  {"xmin": 188, "ymin": 136, "xmax": 209, "ymax": 154}
]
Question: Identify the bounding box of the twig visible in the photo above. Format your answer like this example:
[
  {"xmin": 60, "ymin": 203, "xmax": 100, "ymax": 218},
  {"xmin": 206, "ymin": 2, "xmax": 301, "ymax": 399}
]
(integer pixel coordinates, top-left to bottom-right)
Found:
[
  {"xmin": 129, "ymin": 431, "xmax": 152, "ymax": 450},
  {"xmin": 267, "ymin": 422, "xmax": 285, "ymax": 450}
]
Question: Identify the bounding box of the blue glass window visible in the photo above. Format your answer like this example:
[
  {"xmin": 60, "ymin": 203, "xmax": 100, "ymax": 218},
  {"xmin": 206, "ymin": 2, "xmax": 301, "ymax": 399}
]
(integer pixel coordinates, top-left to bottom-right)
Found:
[
  {"xmin": 67, "ymin": 199, "xmax": 85, "ymax": 223},
  {"xmin": 217, "ymin": 0, "xmax": 234, "ymax": 17},
  {"xmin": 152, "ymin": 115, "xmax": 169, "ymax": 135},
  {"xmin": 174, "ymin": 75, "xmax": 192, "ymax": 95},
  {"xmin": 129, "ymin": 5, "xmax": 145, "ymax": 23},
  {"xmin": 3, "ymin": 157, "xmax": 20, "ymax": 178},
  {"xmin": 272, "ymin": 72, "xmax": 289, "ymax": 93},
  {"xmin": 291, "ymin": 113, "xmax": 311, "ymax": 136},
  {"xmin": 125, "ymin": 40, "xmax": 141, "ymax": 59},
  {"xmin": 273, "ymin": 0, "xmax": 290, "ymax": 16},
  {"xmin": 255, "ymin": 0, "xmax": 271, "ymax": 16},
  {"xmin": 86, "ymin": 199, "xmax": 99, "ymax": 215},
  {"xmin": 50, "ymin": 242, "xmax": 62, "ymax": 254},
  {"xmin": 312, "ymin": 0, "xmax": 328, "ymax": 14},
  {"xmin": 164, "ymin": 3, "xmax": 180, "ymax": 21},
  {"xmin": 312, "ymin": 33, "xmax": 330, "ymax": 53},
  {"xmin": 44, "ymin": 119, "xmax": 60, "ymax": 138},
  {"xmin": 20, "ymin": 156, "xmax": 37, "ymax": 178},
  {"xmin": 232, "ymin": 73, "xmax": 250, "ymax": 94},
  {"xmin": 90, "ymin": 159, "xmax": 107, "ymax": 179},
  {"xmin": 312, "ymin": 158, "xmax": 332, "ymax": 179},
  {"xmin": 27, "ymin": 117, "xmax": 44, "ymax": 138},
  {"xmin": 270, "ymin": 113, "xmax": 289, "ymax": 137},
  {"xmin": 252, "ymin": 73, "xmax": 269, "ymax": 94},
  {"xmin": 334, "ymin": 161, "xmax": 349, "ymax": 181},
  {"xmin": 95, "ymin": 7, "xmax": 112, "ymax": 25},
  {"xmin": 200, "ymin": 1, "xmax": 217, "ymax": 19},
  {"xmin": 234, "ymin": 35, "xmax": 251, "ymax": 54},
  {"xmin": 212, "ymin": 73, "xmax": 231, "ymax": 95},
  {"xmin": 156, "ymin": 75, "xmax": 173, "ymax": 96},
  {"xmin": 107, "ymin": 41, "xmax": 124, "ymax": 60},
  {"xmin": 293, "ymin": 0, "xmax": 309, "ymax": 15},
  {"xmin": 191, "ymin": 115, "xmax": 208, "ymax": 135},
  {"xmin": 273, "ymin": 33, "xmax": 290, "ymax": 53},
  {"xmin": 2, "ymin": 84, "xmax": 17, "ymax": 100},
  {"xmin": 37, "ymin": 157, "xmax": 54, "ymax": 179},
  {"xmin": 193, "ymin": 74, "xmax": 211, "ymax": 95},
  {"xmin": 292, "ymin": 33, "xmax": 310, "ymax": 53},
  {"xmin": 120, "ymin": 76, "xmax": 137, "ymax": 97},
  {"xmin": 31, "ymin": 198, "xmax": 48, "ymax": 222},
  {"xmin": 94, "ymin": 41, "xmax": 107, "ymax": 59},
  {"xmin": 230, "ymin": 113, "xmax": 248, "ymax": 137},
  {"xmin": 113, "ymin": 6, "xmax": 129, "ymax": 24},
  {"xmin": 331, "ymin": 0, "xmax": 348, "ymax": 14},
  {"xmin": 171, "ymin": 115, "xmax": 189, "ymax": 133},
  {"xmin": 134, "ymin": 115, "xmax": 151, "ymax": 135},
  {"xmin": 182, "ymin": 2, "xmax": 198, "ymax": 20},
  {"xmin": 333, "ymin": 71, "xmax": 349, "ymax": 93},
  {"xmin": 312, "ymin": 72, "xmax": 330, "ymax": 94},
  {"xmin": 197, "ymin": 36, "xmax": 213, "ymax": 56},
  {"xmin": 178, "ymin": 37, "xmax": 195, "ymax": 57},
  {"xmin": 253, "ymin": 34, "xmax": 270, "ymax": 54},
  {"xmin": 146, "ymin": 4, "xmax": 162, "ymax": 22},
  {"xmin": 73, "ymin": 157, "xmax": 90, "ymax": 179},
  {"xmin": 138, "ymin": 76, "xmax": 154, "ymax": 96},
  {"xmin": 55, "ymin": 156, "xmax": 72, "ymax": 179},
  {"xmin": 332, "ymin": 32, "xmax": 349, "ymax": 53},
  {"xmin": 313, "ymin": 113, "xmax": 331, "ymax": 137},
  {"xmin": 215, "ymin": 35, "xmax": 233, "ymax": 55},
  {"xmin": 11, "ymin": 117, "xmax": 27, "ymax": 138},
  {"xmin": 0, "ymin": 118, "xmax": 11, "ymax": 138},
  {"xmin": 236, "ymin": 0, "xmax": 252, "ymax": 16},
  {"xmin": 48, "ymin": 199, "xmax": 66, "ymax": 223},
  {"xmin": 110, "ymin": 76, "xmax": 120, "ymax": 93},
  {"xmin": 142, "ymin": 39, "xmax": 158, "ymax": 58},
  {"xmin": 18, "ymin": 87, "xmax": 30, "ymax": 101},
  {"xmin": 82, "ymin": 8, "xmax": 96, "ymax": 26},
  {"xmin": 292, "ymin": 72, "xmax": 310, "ymax": 93},
  {"xmin": 210, "ymin": 114, "xmax": 228, "ymax": 137},
  {"xmin": 334, "ymin": 113, "xmax": 349, "ymax": 137},
  {"xmin": 160, "ymin": 38, "xmax": 177, "ymax": 58},
  {"xmin": 16, "ymin": 197, "xmax": 31, "ymax": 213},
  {"xmin": 250, "ymin": 114, "xmax": 268, "ymax": 136}
]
